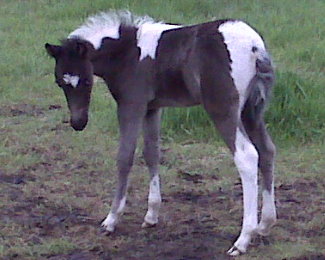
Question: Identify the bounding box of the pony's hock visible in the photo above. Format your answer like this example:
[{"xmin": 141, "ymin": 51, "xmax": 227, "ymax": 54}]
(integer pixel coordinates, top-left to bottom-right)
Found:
[{"xmin": 45, "ymin": 10, "xmax": 276, "ymax": 256}]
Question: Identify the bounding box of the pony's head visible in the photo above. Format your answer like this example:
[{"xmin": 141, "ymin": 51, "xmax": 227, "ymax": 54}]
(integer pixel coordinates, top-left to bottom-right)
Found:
[{"xmin": 45, "ymin": 39, "xmax": 95, "ymax": 131}]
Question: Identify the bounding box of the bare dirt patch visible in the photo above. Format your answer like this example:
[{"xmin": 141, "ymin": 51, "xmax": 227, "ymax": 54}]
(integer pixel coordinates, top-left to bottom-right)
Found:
[
  {"xmin": 0, "ymin": 125, "xmax": 324, "ymax": 259},
  {"xmin": 0, "ymin": 104, "xmax": 45, "ymax": 117},
  {"xmin": 1, "ymin": 159, "xmax": 324, "ymax": 260}
]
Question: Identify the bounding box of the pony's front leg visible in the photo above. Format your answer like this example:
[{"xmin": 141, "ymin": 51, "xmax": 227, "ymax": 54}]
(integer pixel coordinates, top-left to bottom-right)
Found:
[
  {"xmin": 101, "ymin": 103, "xmax": 146, "ymax": 232},
  {"xmin": 141, "ymin": 109, "xmax": 162, "ymax": 228}
]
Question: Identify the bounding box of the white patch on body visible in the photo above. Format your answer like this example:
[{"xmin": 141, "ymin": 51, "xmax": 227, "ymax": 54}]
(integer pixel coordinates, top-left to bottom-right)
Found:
[
  {"xmin": 137, "ymin": 23, "xmax": 181, "ymax": 60},
  {"xmin": 143, "ymin": 174, "xmax": 161, "ymax": 226},
  {"xmin": 69, "ymin": 13, "xmax": 120, "ymax": 49},
  {"xmin": 229, "ymin": 128, "xmax": 259, "ymax": 255},
  {"xmin": 68, "ymin": 10, "xmax": 181, "ymax": 59},
  {"xmin": 63, "ymin": 74, "xmax": 79, "ymax": 88},
  {"xmin": 218, "ymin": 21, "xmax": 265, "ymax": 110},
  {"xmin": 68, "ymin": 10, "xmax": 157, "ymax": 49},
  {"xmin": 101, "ymin": 196, "xmax": 126, "ymax": 232}
]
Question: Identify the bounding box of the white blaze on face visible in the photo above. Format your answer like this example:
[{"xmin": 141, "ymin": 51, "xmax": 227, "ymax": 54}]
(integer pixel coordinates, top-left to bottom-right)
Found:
[
  {"xmin": 137, "ymin": 23, "xmax": 181, "ymax": 61},
  {"xmin": 63, "ymin": 74, "xmax": 80, "ymax": 88}
]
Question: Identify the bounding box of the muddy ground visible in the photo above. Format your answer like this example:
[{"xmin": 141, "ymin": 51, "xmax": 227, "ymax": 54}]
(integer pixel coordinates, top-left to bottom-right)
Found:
[{"xmin": 0, "ymin": 104, "xmax": 324, "ymax": 260}]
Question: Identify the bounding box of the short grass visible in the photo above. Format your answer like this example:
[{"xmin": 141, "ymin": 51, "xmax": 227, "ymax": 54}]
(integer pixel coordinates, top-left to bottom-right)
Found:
[{"xmin": 0, "ymin": 0, "xmax": 324, "ymax": 259}]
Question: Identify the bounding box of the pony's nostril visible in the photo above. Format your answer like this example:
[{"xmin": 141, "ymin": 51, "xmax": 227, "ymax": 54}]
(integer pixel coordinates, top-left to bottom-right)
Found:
[
  {"xmin": 70, "ymin": 112, "xmax": 88, "ymax": 131},
  {"xmin": 70, "ymin": 118, "xmax": 88, "ymax": 131},
  {"xmin": 71, "ymin": 123, "xmax": 86, "ymax": 131}
]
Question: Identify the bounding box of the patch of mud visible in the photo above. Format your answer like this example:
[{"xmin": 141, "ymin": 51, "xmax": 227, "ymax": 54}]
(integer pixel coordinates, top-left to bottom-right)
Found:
[
  {"xmin": 0, "ymin": 103, "xmax": 62, "ymax": 118},
  {"xmin": 50, "ymin": 123, "xmax": 70, "ymax": 132},
  {"xmin": 48, "ymin": 104, "xmax": 62, "ymax": 110},
  {"xmin": 1, "ymin": 160, "xmax": 324, "ymax": 260},
  {"xmin": 1, "ymin": 197, "xmax": 96, "ymax": 240},
  {"xmin": 177, "ymin": 169, "xmax": 203, "ymax": 183},
  {"xmin": 0, "ymin": 173, "xmax": 36, "ymax": 185},
  {"xmin": 107, "ymin": 222, "xmax": 233, "ymax": 260},
  {"xmin": 16, "ymin": 144, "xmax": 68, "ymax": 165},
  {"xmin": 47, "ymin": 251, "xmax": 112, "ymax": 260},
  {"xmin": 0, "ymin": 104, "xmax": 45, "ymax": 117},
  {"xmin": 290, "ymin": 255, "xmax": 325, "ymax": 260},
  {"xmin": 169, "ymin": 186, "xmax": 240, "ymax": 207}
]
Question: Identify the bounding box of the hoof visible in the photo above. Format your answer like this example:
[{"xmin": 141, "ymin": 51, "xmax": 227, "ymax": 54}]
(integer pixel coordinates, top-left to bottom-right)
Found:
[
  {"xmin": 227, "ymin": 245, "xmax": 243, "ymax": 256},
  {"xmin": 101, "ymin": 220, "xmax": 115, "ymax": 233},
  {"xmin": 100, "ymin": 226, "xmax": 113, "ymax": 236},
  {"xmin": 141, "ymin": 221, "xmax": 157, "ymax": 228}
]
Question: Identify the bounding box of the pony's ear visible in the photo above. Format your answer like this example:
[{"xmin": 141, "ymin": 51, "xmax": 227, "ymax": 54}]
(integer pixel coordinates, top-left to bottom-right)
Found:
[{"xmin": 45, "ymin": 43, "xmax": 62, "ymax": 58}]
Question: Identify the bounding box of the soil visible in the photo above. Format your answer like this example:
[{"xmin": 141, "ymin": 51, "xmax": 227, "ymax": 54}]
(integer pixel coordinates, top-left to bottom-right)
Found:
[
  {"xmin": 0, "ymin": 104, "xmax": 324, "ymax": 260},
  {"xmin": 1, "ymin": 169, "xmax": 324, "ymax": 259}
]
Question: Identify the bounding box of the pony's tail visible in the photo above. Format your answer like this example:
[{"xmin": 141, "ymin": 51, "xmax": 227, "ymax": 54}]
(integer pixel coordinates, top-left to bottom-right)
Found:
[{"xmin": 242, "ymin": 47, "xmax": 275, "ymax": 127}]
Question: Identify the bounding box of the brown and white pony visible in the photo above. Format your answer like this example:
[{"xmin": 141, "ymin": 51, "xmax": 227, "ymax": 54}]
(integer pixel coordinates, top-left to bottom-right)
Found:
[{"xmin": 45, "ymin": 10, "xmax": 276, "ymax": 256}]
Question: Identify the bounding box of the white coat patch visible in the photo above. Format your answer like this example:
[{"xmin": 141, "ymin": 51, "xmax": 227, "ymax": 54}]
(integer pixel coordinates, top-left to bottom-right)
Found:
[
  {"xmin": 101, "ymin": 196, "xmax": 126, "ymax": 232},
  {"xmin": 137, "ymin": 23, "xmax": 181, "ymax": 60},
  {"xmin": 143, "ymin": 174, "xmax": 161, "ymax": 226},
  {"xmin": 68, "ymin": 12, "xmax": 125, "ymax": 49},
  {"xmin": 148, "ymin": 174, "xmax": 161, "ymax": 206},
  {"xmin": 231, "ymin": 128, "xmax": 259, "ymax": 254},
  {"xmin": 218, "ymin": 21, "xmax": 265, "ymax": 110},
  {"xmin": 63, "ymin": 74, "xmax": 80, "ymax": 88},
  {"xmin": 68, "ymin": 11, "xmax": 157, "ymax": 50},
  {"xmin": 67, "ymin": 10, "xmax": 181, "ymax": 59}
]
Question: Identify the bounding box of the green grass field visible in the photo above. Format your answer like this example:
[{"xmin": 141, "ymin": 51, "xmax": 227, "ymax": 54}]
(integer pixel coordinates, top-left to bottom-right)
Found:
[{"xmin": 0, "ymin": 0, "xmax": 324, "ymax": 259}]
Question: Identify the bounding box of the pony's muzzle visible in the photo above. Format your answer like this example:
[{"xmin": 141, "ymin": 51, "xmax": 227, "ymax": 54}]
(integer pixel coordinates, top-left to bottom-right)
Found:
[{"xmin": 70, "ymin": 109, "xmax": 88, "ymax": 131}]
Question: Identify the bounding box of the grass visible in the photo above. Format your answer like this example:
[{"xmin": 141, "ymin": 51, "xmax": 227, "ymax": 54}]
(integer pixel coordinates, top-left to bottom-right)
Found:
[
  {"xmin": 0, "ymin": 0, "xmax": 324, "ymax": 142},
  {"xmin": 0, "ymin": 0, "xmax": 324, "ymax": 259}
]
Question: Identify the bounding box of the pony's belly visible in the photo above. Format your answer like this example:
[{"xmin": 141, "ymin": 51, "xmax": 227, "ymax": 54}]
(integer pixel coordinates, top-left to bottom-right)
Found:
[{"xmin": 148, "ymin": 96, "xmax": 201, "ymax": 109}]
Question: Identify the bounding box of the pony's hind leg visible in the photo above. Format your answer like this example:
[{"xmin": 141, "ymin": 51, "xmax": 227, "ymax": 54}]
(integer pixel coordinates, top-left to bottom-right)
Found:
[
  {"xmin": 202, "ymin": 97, "xmax": 259, "ymax": 256},
  {"xmin": 243, "ymin": 120, "xmax": 277, "ymax": 235},
  {"xmin": 142, "ymin": 109, "xmax": 162, "ymax": 228},
  {"xmin": 206, "ymin": 114, "xmax": 259, "ymax": 255},
  {"xmin": 101, "ymin": 104, "xmax": 146, "ymax": 232},
  {"xmin": 227, "ymin": 126, "xmax": 259, "ymax": 256}
]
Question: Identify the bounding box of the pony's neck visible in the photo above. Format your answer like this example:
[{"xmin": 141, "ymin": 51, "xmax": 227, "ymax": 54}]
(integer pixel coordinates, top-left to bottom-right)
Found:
[{"xmin": 91, "ymin": 25, "xmax": 139, "ymax": 85}]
